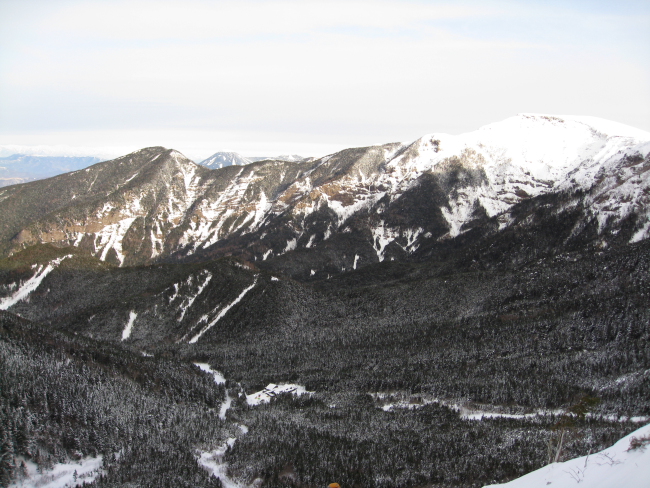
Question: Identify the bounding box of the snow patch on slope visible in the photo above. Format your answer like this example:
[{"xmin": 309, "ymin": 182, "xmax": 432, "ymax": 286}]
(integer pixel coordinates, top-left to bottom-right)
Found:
[
  {"xmin": 189, "ymin": 276, "xmax": 258, "ymax": 344},
  {"xmin": 372, "ymin": 221, "xmax": 399, "ymax": 261},
  {"xmin": 179, "ymin": 167, "xmax": 275, "ymax": 253},
  {"xmin": 121, "ymin": 311, "xmax": 137, "ymax": 341},
  {"xmin": 9, "ymin": 455, "xmax": 104, "ymax": 488},
  {"xmin": 283, "ymin": 238, "xmax": 297, "ymax": 253},
  {"xmin": 0, "ymin": 255, "xmax": 72, "ymax": 310},
  {"xmin": 96, "ymin": 217, "xmax": 137, "ymax": 264},
  {"xmin": 177, "ymin": 271, "xmax": 213, "ymax": 322}
]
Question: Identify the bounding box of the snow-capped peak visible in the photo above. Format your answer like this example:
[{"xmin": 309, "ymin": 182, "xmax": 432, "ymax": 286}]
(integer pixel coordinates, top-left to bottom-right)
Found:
[{"xmin": 199, "ymin": 152, "xmax": 252, "ymax": 169}]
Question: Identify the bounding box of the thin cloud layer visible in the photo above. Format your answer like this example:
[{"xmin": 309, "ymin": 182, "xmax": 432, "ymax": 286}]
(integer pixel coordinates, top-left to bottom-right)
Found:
[{"xmin": 0, "ymin": 0, "xmax": 648, "ymax": 159}]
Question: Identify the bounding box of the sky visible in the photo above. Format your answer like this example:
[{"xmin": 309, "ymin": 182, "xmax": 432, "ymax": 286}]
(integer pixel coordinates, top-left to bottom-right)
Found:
[{"xmin": 0, "ymin": 0, "xmax": 649, "ymax": 161}]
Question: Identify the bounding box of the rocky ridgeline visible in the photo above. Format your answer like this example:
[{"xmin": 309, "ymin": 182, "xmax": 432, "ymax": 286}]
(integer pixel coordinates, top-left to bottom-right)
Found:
[{"xmin": 0, "ymin": 115, "xmax": 648, "ymax": 279}]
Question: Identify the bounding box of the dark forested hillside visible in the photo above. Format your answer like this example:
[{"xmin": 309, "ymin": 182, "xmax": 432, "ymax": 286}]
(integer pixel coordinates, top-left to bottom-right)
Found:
[
  {"xmin": 0, "ymin": 312, "xmax": 228, "ymax": 487},
  {"xmin": 1, "ymin": 228, "xmax": 648, "ymax": 486}
]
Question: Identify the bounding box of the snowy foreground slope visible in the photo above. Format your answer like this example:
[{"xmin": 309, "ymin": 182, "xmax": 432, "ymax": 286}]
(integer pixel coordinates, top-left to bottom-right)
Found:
[{"xmin": 484, "ymin": 423, "xmax": 650, "ymax": 488}]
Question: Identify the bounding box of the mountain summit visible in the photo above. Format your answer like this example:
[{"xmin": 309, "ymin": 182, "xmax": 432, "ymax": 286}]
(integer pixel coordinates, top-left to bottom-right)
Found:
[
  {"xmin": 198, "ymin": 152, "xmax": 308, "ymax": 169},
  {"xmin": 199, "ymin": 151, "xmax": 252, "ymax": 169}
]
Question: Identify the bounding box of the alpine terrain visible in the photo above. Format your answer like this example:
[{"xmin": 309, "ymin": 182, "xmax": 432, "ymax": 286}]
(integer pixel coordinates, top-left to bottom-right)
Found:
[{"xmin": 0, "ymin": 114, "xmax": 648, "ymax": 488}]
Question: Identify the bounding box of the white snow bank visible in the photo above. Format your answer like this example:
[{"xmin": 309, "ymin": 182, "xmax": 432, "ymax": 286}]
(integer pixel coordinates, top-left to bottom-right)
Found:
[
  {"xmin": 246, "ymin": 383, "xmax": 312, "ymax": 406},
  {"xmin": 10, "ymin": 455, "xmax": 103, "ymax": 488},
  {"xmin": 484, "ymin": 423, "xmax": 650, "ymax": 488},
  {"xmin": 121, "ymin": 311, "xmax": 137, "ymax": 341}
]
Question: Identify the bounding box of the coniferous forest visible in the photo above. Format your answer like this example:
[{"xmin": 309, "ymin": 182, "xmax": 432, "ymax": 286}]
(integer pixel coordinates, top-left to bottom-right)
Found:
[{"xmin": 1, "ymin": 231, "xmax": 648, "ymax": 487}]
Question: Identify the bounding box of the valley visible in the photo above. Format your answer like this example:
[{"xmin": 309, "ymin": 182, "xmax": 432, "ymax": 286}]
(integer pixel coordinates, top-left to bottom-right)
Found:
[{"xmin": 0, "ymin": 114, "xmax": 648, "ymax": 488}]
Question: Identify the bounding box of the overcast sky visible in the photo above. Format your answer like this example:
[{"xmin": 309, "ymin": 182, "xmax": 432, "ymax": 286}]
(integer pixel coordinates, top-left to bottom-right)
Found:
[{"xmin": 1, "ymin": 0, "xmax": 649, "ymax": 160}]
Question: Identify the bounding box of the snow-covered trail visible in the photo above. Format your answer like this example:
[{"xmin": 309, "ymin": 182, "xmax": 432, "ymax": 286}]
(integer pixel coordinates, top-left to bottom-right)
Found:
[
  {"xmin": 194, "ymin": 362, "xmax": 232, "ymax": 420},
  {"xmin": 9, "ymin": 455, "xmax": 103, "ymax": 488},
  {"xmin": 196, "ymin": 438, "xmax": 242, "ymax": 488},
  {"xmin": 373, "ymin": 392, "xmax": 650, "ymax": 423},
  {"xmin": 194, "ymin": 363, "xmax": 247, "ymax": 487},
  {"xmin": 194, "ymin": 362, "xmax": 311, "ymax": 487},
  {"xmin": 484, "ymin": 423, "xmax": 650, "ymax": 488}
]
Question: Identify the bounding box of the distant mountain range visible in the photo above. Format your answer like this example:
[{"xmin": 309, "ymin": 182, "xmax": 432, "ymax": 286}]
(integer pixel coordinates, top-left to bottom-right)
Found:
[
  {"xmin": 0, "ymin": 154, "xmax": 102, "ymax": 187},
  {"xmin": 198, "ymin": 152, "xmax": 309, "ymax": 169},
  {"xmin": 0, "ymin": 150, "xmax": 310, "ymax": 186}
]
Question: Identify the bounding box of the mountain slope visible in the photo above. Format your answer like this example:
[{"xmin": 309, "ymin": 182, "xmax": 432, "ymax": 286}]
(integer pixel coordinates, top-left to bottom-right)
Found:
[
  {"xmin": 1, "ymin": 234, "xmax": 647, "ymax": 486},
  {"xmin": 0, "ymin": 114, "xmax": 648, "ymax": 275},
  {"xmin": 0, "ymin": 147, "xmax": 215, "ymax": 265},
  {"xmin": 485, "ymin": 423, "xmax": 650, "ymax": 488}
]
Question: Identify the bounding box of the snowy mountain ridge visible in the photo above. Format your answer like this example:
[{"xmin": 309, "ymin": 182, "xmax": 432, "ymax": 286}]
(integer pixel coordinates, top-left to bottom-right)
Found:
[
  {"xmin": 0, "ymin": 114, "xmax": 648, "ymax": 275},
  {"xmin": 376, "ymin": 113, "xmax": 650, "ymax": 240},
  {"xmin": 198, "ymin": 152, "xmax": 309, "ymax": 170}
]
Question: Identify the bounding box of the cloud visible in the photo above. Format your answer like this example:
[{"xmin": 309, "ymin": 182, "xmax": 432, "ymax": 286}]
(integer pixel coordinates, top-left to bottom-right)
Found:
[
  {"xmin": 35, "ymin": 1, "xmax": 487, "ymax": 40},
  {"xmin": 0, "ymin": 0, "xmax": 648, "ymax": 155}
]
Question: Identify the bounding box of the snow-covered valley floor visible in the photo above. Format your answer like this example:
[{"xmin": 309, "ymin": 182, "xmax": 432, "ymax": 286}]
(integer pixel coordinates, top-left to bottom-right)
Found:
[{"xmin": 194, "ymin": 362, "xmax": 312, "ymax": 487}]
